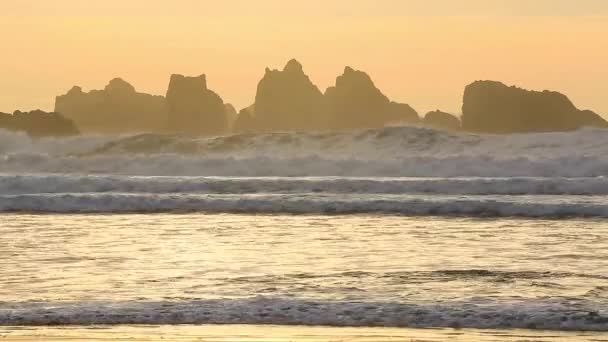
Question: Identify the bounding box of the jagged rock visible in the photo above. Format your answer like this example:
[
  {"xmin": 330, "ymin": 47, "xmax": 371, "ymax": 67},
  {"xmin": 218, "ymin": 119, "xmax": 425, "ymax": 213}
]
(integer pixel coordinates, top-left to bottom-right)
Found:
[
  {"xmin": 166, "ymin": 74, "xmax": 227, "ymax": 135},
  {"xmin": 55, "ymin": 78, "xmax": 168, "ymax": 133},
  {"xmin": 424, "ymin": 110, "xmax": 461, "ymax": 131},
  {"xmin": 254, "ymin": 59, "xmax": 328, "ymax": 131},
  {"xmin": 462, "ymin": 81, "xmax": 608, "ymax": 133},
  {"xmin": 325, "ymin": 66, "xmax": 419, "ymax": 129},
  {"xmin": 0, "ymin": 110, "xmax": 79, "ymax": 137}
]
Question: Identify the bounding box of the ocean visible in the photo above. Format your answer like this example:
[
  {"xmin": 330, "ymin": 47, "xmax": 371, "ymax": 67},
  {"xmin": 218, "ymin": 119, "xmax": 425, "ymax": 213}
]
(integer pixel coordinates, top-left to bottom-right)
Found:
[{"xmin": 1, "ymin": 126, "xmax": 608, "ymax": 340}]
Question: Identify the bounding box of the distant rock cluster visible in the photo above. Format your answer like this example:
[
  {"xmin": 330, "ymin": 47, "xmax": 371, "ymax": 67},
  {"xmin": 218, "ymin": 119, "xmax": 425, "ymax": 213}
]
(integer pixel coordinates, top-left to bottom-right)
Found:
[
  {"xmin": 235, "ymin": 60, "xmax": 421, "ymax": 132},
  {"xmin": 55, "ymin": 78, "xmax": 167, "ymax": 134},
  {"xmin": 0, "ymin": 110, "xmax": 78, "ymax": 137},
  {"xmin": 2, "ymin": 59, "xmax": 606, "ymax": 137}
]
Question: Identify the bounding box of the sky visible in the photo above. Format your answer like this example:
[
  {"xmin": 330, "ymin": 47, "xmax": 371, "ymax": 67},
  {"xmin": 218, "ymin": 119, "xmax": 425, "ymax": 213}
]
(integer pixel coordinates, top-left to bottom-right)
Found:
[{"xmin": 1, "ymin": 0, "xmax": 608, "ymax": 116}]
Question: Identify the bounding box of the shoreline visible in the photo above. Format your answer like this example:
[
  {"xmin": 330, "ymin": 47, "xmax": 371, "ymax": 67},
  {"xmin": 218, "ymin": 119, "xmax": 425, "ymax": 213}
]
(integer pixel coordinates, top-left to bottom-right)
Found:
[{"xmin": 1, "ymin": 325, "xmax": 606, "ymax": 342}]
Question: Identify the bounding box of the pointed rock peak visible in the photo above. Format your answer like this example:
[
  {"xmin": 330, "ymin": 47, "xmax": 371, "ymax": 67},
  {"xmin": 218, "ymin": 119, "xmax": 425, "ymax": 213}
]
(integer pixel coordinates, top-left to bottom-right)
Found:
[
  {"xmin": 67, "ymin": 86, "xmax": 83, "ymax": 94},
  {"xmin": 105, "ymin": 78, "xmax": 136, "ymax": 93},
  {"xmin": 283, "ymin": 59, "xmax": 304, "ymax": 73},
  {"xmin": 336, "ymin": 66, "xmax": 374, "ymax": 87}
]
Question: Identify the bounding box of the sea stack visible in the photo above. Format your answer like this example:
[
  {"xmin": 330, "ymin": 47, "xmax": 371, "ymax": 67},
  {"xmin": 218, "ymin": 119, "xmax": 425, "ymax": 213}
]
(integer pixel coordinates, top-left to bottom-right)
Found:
[
  {"xmin": 253, "ymin": 59, "xmax": 328, "ymax": 131},
  {"xmin": 166, "ymin": 74, "xmax": 228, "ymax": 135},
  {"xmin": 424, "ymin": 110, "xmax": 461, "ymax": 131},
  {"xmin": 462, "ymin": 81, "xmax": 608, "ymax": 133},
  {"xmin": 55, "ymin": 78, "xmax": 168, "ymax": 133},
  {"xmin": 0, "ymin": 110, "xmax": 79, "ymax": 137},
  {"xmin": 325, "ymin": 66, "xmax": 419, "ymax": 130}
]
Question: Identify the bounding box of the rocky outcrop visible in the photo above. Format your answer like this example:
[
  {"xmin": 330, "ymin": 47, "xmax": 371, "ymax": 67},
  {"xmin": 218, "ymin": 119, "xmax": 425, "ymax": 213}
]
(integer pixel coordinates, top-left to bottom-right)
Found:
[
  {"xmin": 55, "ymin": 78, "xmax": 167, "ymax": 133},
  {"xmin": 325, "ymin": 67, "xmax": 419, "ymax": 130},
  {"xmin": 0, "ymin": 110, "xmax": 79, "ymax": 137},
  {"xmin": 424, "ymin": 110, "xmax": 461, "ymax": 131},
  {"xmin": 462, "ymin": 81, "xmax": 608, "ymax": 133},
  {"xmin": 166, "ymin": 74, "xmax": 227, "ymax": 135},
  {"xmin": 253, "ymin": 59, "xmax": 328, "ymax": 131}
]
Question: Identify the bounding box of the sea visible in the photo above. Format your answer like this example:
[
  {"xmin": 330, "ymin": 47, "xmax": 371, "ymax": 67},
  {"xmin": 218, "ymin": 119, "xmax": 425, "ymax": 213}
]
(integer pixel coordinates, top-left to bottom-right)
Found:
[{"xmin": 0, "ymin": 126, "xmax": 608, "ymax": 340}]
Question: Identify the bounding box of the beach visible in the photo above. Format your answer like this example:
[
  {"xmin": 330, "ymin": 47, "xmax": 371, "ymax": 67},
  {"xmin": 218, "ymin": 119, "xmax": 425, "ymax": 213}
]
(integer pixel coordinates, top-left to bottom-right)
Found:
[{"xmin": 2, "ymin": 325, "xmax": 607, "ymax": 341}]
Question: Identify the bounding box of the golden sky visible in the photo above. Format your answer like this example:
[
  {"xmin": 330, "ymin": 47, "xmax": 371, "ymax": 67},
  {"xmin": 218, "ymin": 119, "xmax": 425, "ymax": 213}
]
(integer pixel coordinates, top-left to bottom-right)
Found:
[{"xmin": 2, "ymin": 0, "xmax": 608, "ymax": 116}]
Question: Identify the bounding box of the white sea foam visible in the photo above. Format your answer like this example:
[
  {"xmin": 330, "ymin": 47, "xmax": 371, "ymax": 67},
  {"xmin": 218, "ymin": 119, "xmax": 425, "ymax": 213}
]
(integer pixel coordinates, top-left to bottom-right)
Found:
[
  {"xmin": 2, "ymin": 175, "xmax": 608, "ymax": 195},
  {"xmin": 1, "ymin": 193, "xmax": 606, "ymax": 217},
  {"xmin": 1, "ymin": 127, "xmax": 608, "ymax": 216},
  {"xmin": 1, "ymin": 298, "xmax": 607, "ymax": 331},
  {"xmin": 0, "ymin": 126, "xmax": 608, "ymax": 177}
]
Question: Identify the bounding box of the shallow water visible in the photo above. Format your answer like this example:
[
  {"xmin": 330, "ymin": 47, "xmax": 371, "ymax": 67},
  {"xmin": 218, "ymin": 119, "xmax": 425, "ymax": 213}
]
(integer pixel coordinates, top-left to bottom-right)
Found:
[
  {"xmin": 2, "ymin": 126, "xmax": 608, "ymax": 332},
  {"xmin": 1, "ymin": 214, "xmax": 607, "ymax": 330},
  {"xmin": 1, "ymin": 325, "xmax": 608, "ymax": 341}
]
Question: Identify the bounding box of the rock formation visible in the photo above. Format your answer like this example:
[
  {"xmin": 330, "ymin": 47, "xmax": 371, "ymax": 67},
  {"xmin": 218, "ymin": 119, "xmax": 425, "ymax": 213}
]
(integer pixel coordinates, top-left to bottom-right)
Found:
[
  {"xmin": 462, "ymin": 81, "xmax": 608, "ymax": 133},
  {"xmin": 55, "ymin": 78, "xmax": 167, "ymax": 133},
  {"xmin": 325, "ymin": 66, "xmax": 419, "ymax": 130},
  {"xmin": 0, "ymin": 110, "xmax": 79, "ymax": 137},
  {"xmin": 166, "ymin": 74, "xmax": 227, "ymax": 135},
  {"xmin": 253, "ymin": 59, "xmax": 328, "ymax": 131},
  {"xmin": 424, "ymin": 110, "xmax": 461, "ymax": 131}
]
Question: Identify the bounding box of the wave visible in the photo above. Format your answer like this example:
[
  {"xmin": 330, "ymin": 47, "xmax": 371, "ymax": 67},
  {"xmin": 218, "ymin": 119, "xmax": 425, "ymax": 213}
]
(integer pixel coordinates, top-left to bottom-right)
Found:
[
  {"xmin": 2, "ymin": 297, "xmax": 607, "ymax": 331},
  {"xmin": 3, "ymin": 154, "xmax": 608, "ymax": 177},
  {"xmin": 3, "ymin": 175, "xmax": 608, "ymax": 195},
  {"xmin": 1, "ymin": 126, "xmax": 608, "ymax": 177},
  {"xmin": 1, "ymin": 193, "xmax": 607, "ymax": 217},
  {"xmin": 225, "ymin": 269, "xmax": 608, "ymax": 283}
]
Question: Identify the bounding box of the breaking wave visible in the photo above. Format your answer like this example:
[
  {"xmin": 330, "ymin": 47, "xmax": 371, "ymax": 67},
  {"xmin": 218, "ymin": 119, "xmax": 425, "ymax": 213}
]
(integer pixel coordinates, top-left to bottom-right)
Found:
[
  {"xmin": 1, "ymin": 193, "xmax": 607, "ymax": 217},
  {"xmin": 2, "ymin": 126, "xmax": 608, "ymax": 217},
  {"xmin": 2, "ymin": 297, "xmax": 607, "ymax": 331},
  {"xmin": 0, "ymin": 126, "xmax": 607, "ymax": 177},
  {"xmin": 2, "ymin": 174, "xmax": 608, "ymax": 195}
]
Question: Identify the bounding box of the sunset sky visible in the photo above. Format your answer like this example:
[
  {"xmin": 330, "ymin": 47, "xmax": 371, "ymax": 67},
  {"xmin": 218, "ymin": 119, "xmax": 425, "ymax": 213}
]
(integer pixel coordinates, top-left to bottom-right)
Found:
[{"xmin": 2, "ymin": 0, "xmax": 607, "ymax": 116}]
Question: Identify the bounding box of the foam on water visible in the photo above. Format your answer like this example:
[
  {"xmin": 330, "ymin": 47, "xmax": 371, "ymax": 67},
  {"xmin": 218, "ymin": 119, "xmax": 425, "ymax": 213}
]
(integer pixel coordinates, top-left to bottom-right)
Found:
[
  {"xmin": 2, "ymin": 298, "xmax": 608, "ymax": 331},
  {"xmin": 2, "ymin": 127, "xmax": 608, "ymax": 331},
  {"xmin": 0, "ymin": 126, "xmax": 607, "ymax": 177},
  {"xmin": 1, "ymin": 193, "xmax": 607, "ymax": 217},
  {"xmin": 1, "ymin": 126, "xmax": 607, "ymax": 216},
  {"xmin": 2, "ymin": 214, "xmax": 607, "ymax": 332},
  {"xmin": 3, "ymin": 175, "xmax": 608, "ymax": 195}
]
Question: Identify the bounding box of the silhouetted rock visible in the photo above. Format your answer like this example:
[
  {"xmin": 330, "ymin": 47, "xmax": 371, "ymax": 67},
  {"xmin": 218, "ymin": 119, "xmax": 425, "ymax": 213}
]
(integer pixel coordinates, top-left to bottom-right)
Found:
[
  {"xmin": 55, "ymin": 78, "xmax": 168, "ymax": 133},
  {"xmin": 424, "ymin": 110, "xmax": 461, "ymax": 131},
  {"xmin": 166, "ymin": 74, "xmax": 227, "ymax": 135},
  {"xmin": 387, "ymin": 102, "xmax": 420, "ymax": 125},
  {"xmin": 0, "ymin": 110, "xmax": 79, "ymax": 137},
  {"xmin": 254, "ymin": 59, "xmax": 328, "ymax": 131},
  {"xmin": 462, "ymin": 81, "xmax": 608, "ymax": 133},
  {"xmin": 325, "ymin": 67, "xmax": 419, "ymax": 129}
]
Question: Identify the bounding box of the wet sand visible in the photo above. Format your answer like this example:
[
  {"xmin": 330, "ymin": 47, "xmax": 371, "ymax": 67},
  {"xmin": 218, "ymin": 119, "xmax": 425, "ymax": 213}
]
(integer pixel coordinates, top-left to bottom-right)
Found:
[{"xmin": 1, "ymin": 325, "xmax": 607, "ymax": 341}]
